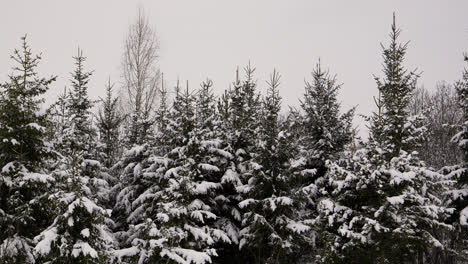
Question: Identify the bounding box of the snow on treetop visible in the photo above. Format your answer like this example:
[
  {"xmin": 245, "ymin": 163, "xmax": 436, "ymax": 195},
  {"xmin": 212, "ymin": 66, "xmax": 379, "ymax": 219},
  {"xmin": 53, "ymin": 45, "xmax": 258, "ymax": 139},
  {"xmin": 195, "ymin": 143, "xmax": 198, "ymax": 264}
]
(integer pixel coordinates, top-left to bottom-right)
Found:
[
  {"xmin": 1, "ymin": 236, "xmax": 35, "ymax": 262},
  {"xmin": 184, "ymin": 224, "xmax": 214, "ymax": 244}
]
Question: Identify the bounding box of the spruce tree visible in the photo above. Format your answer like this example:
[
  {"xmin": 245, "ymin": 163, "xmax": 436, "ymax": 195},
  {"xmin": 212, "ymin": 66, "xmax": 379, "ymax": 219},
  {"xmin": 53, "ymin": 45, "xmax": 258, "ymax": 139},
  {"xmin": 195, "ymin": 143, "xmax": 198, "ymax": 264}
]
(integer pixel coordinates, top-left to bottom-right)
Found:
[
  {"xmin": 0, "ymin": 36, "xmax": 56, "ymax": 169},
  {"xmin": 97, "ymin": 78, "xmax": 124, "ymax": 169},
  {"xmin": 300, "ymin": 60, "xmax": 355, "ymax": 167},
  {"xmin": 316, "ymin": 15, "xmax": 452, "ymax": 264},
  {"xmin": 34, "ymin": 49, "xmax": 115, "ymax": 262},
  {"xmin": 370, "ymin": 14, "xmax": 421, "ymax": 161},
  {"xmin": 115, "ymin": 83, "xmax": 231, "ymax": 264},
  {"xmin": 215, "ymin": 65, "xmax": 263, "ymax": 263},
  {"xmin": 238, "ymin": 70, "xmax": 313, "ymax": 263},
  {"xmin": 0, "ymin": 36, "xmax": 57, "ymax": 263},
  {"xmin": 154, "ymin": 75, "xmax": 171, "ymax": 156}
]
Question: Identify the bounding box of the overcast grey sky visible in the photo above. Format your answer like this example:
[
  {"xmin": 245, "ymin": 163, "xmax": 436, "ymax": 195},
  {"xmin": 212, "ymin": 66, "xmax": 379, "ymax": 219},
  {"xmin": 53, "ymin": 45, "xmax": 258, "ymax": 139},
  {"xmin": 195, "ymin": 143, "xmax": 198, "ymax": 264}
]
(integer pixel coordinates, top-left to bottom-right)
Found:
[{"xmin": 1, "ymin": 0, "xmax": 467, "ymax": 135}]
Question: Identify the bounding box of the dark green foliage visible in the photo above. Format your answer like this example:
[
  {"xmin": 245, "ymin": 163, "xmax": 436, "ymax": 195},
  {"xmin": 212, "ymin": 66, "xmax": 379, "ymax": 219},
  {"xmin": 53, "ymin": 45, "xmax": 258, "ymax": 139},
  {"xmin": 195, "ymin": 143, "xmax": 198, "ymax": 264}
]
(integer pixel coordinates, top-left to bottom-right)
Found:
[
  {"xmin": 300, "ymin": 60, "xmax": 355, "ymax": 164},
  {"xmin": 0, "ymin": 36, "xmax": 56, "ymax": 263},
  {"xmin": 239, "ymin": 70, "xmax": 313, "ymax": 264},
  {"xmin": 317, "ymin": 15, "xmax": 452, "ymax": 264},
  {"xmin": 0, "ymin": 36, "xmax": 56, "ymax": 169},
  {"xmin": 97, "ymin": 79, "xmax": 124, "ymax": 168},
  {"xmin": 34, "ymin": 48, "xmax": 115, "ymax": 262}
]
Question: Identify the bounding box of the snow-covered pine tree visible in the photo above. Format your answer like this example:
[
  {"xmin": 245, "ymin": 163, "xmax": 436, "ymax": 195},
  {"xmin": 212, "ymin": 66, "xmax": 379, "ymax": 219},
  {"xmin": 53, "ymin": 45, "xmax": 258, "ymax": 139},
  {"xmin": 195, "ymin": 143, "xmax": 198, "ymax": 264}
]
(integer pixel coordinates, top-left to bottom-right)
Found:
[
  {"xmin": 215, "ymin": 65, "xmax": 263, "ymax": 263},
  {"xmin": 316, "ymin": 15, "xmax": 452, "ymax": 264},
  {"xmin": 34, "ymin": 49, "xmax": 115, "ymax": 263},
  {"xmin": 370, "ymin": 15, "xmax": 421, "ymax": 161},
  {"xmin": 299, "ymin": 59, "xmax": 355, "ymax": 179},
  {"xmin": 287, "ymin": 61, "xmax": 355, "ymax": 262},
  {"xmin": 196, "ymin": 80, "xmax": 239, "ymax": 262},
  {"xmin": 154, "ymin": 74, "xmax": 171, "ymax": 156},
  {"xmin": 442, "ymin": 53, "xmax": 468, "ymax": 262},
  {"xmin": 238, "ymin": 70, "xmax": 313, "ymax": 264},
  {"xmin": 111, "ymin": 80, "xmax": 170, "ymax": 259},
  {"xmin": 111, "ymin": 143, "xmax": 153, "ymax": 252},
  {"xmin": 97, "ymin": 78, "xmax": 124, "ymax": 169},
  {"xmin": 115, "ymin": 81, "xmax": 231, "ymax": 264},
  {"xmin": 0, "ymin": 36, "xmax": 57, "ymax": 263}
]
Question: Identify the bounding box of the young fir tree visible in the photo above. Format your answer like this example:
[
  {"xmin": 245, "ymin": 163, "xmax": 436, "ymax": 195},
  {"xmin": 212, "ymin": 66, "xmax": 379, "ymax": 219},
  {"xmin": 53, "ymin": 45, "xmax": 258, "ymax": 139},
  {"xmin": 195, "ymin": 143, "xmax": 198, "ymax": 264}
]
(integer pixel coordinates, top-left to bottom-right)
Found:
[
  {"xmin": 97, "ymin": 78, "xmax": 124, "ymax": 169},
  {"xmin": 154, "ymin": 74, "xmax": 171, "ymax": 156},
  {"xmin": 0, "ymin": 36, "xmax": 57, "ymax": 263},
  {"xmin": 215, "ymin": 65, "xmax": 263, "ymax": 263},
  {"xmin": 369, "ymin": 14, "xmax": 421, "ymax": 161},
  {"xmin": 299, "ymin": 60, "xmax": 355, "ymax": 182},
  {"xmin": 115, "ymin": 82, "xmax": 231, "ymax": 264},
  {"xmin": 34, "ymin": 49, "xmax": 115, "ymax": 263},
  {"xmin": 111, "ymin": 80, "xmax": 172, "ymax": 257},
  {"xmin": 238, "ymin": 70, "xmax": 313, "ymax": 264},
  {"xmin": 316, "ymin": 15, "xmax": 452, "ymax": 264},
  {"xmin": 196, "ymin": 80, "xmax": 239, "ymax": 263}
]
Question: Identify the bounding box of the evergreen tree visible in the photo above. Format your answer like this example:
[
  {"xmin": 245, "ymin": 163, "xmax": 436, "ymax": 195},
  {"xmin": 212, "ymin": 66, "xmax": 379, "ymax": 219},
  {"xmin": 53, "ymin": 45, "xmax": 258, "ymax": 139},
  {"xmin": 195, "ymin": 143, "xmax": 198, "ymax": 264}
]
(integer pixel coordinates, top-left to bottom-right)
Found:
[
  {"xmin": 443, "ymin": 53, "xmax": 468, "ymax": 262},
  {"xmin": 238, "ymin": 70, "xmax": 313, "ymax": 263},
  {"xmin": 115, "ymin": 83, "xmax": 231, "ymax": 264},
  {"xmin": 215, "ymin": 65, "xmax": 263, "ymax": 263},
  {"xmin": 34, "ymin": 49, "xmax": 115, "ymax": 262},
  {"xmin": 97, "ymin": 78, "xmax": 124, "ymax": 168},
  {"xmin": 300, "ymin": 60, "xmax": 355, "ymax": 168},
  {"xmin": 0, "ymin": 36, "xmax": 57, "ymax": 263},
  {"xmin": 154, "ymin": 75, "xmax": 171, "ymax": 156},
  {"xmin": 0, "ymin": 36, "xmax": 56, "ymax": 169},
  {"xmin": 370, "ymin": 14, "xmax": 421, "ymax": 161},
  {"xmin": 316, "ymin": 15, "xmax": 452, "ymax": 264},
  {"xmin": 292, "ymin": 61, "xmax": 355, "ymax": 262},
  {"xmin": 68, "ymin": 49, "xmax": 94, "ymax": 138}
]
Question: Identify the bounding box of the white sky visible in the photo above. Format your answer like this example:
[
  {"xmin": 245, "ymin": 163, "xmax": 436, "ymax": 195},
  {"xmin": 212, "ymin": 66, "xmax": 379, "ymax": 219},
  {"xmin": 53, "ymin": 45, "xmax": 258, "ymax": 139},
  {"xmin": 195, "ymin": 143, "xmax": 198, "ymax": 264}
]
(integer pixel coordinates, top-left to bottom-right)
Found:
[{"xmin": 1, "ymin": 0, "xmax": 467, "ymax": 135}]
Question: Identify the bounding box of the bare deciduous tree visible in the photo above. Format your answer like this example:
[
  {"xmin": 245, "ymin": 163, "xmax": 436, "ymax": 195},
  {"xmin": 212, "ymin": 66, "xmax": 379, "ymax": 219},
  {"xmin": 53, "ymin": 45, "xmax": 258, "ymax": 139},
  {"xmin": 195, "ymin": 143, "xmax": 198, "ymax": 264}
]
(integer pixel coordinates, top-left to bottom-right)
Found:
[
  {"xmin": 121, "ymin": 8, "xmax": 160, "ymax": 146},
  {"xmin": 410, "ymin": 82, "xmax": 463, "ymax": 169}
]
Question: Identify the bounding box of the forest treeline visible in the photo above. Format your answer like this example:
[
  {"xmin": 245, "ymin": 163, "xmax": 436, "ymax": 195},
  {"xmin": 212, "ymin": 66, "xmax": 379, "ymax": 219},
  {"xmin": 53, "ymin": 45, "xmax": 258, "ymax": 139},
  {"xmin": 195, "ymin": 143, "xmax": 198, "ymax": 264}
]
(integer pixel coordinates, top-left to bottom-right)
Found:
[{"xmin": 0, "ymin": 12, "xmax": 467, "ymax": 264}]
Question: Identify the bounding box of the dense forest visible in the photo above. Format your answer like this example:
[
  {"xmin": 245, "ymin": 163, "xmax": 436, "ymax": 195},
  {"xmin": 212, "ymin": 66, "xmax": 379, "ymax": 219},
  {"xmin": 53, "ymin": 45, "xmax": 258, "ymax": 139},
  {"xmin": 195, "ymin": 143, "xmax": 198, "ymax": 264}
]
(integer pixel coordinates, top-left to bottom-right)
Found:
[{"xmin": 0, "ymin": 11, "xmax": 467, "ymax": 264}]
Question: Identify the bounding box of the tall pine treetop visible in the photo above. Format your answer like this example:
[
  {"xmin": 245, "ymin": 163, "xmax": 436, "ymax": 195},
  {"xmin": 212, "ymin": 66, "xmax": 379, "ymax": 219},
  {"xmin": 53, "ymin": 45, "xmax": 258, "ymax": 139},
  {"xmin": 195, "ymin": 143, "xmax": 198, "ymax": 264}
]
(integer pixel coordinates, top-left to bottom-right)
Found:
[
  {"xmin": 0, "ymin": 35, "xmax": 56, "ymax": 169},
  {"xmin": 371, "ymin": 14, "xmax": 420, "ymax": 159},
  {"xmin": 300, "ymin": 59, "xmax": 355, "ymax": 163},
  {"xmin": 69, "ymin": 48, "xmax": 94, "ymax": 135}
]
